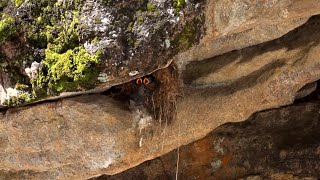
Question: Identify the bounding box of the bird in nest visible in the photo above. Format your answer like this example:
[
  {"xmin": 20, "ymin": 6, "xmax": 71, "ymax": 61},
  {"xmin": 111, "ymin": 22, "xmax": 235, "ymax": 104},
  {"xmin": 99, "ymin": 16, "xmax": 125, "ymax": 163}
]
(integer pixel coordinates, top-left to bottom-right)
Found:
[
  {"xmin": 129, "ymin": 74, "xmax": 157, "ymax": 108},
  {"xmin": 106, "ymin": 64, "xmax": 180, "ymax": 122}
]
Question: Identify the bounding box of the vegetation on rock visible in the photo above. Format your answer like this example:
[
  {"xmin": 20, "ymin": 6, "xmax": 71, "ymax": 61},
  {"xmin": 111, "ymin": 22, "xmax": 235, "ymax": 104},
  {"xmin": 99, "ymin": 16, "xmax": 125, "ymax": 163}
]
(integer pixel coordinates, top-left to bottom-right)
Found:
[
  {"xmin": 0, "ymin": 14, "xmax": 15, "ymax": 44},
  {"xmin": 39, "ymin": 46, "xmax": 101, "ymax": 93},
  {"xmin": 0, "ymin": 0, "xmax": 205, "ymax": 107}
]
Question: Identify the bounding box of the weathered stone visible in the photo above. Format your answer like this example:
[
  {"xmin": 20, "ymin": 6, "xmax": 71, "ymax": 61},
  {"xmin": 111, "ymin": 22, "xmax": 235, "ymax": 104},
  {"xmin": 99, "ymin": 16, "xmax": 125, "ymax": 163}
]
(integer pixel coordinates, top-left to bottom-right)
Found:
[
  {"xmin": 2, "ymin": 0, "xmax": 320, "ymax": 108},
  {"xmin": 0, "ymin": 0, "xmax": 205, "ymax": 107},
  {"xmin": 295, "ymin": 82, "xmax": 317, "ymax": 100},
  {"xmin": 1, "ymin": 14, "xmax": 320, "ymax": 179},
  {"xmin": 176, "ymin": 0, "xmax": 320, "ymax": 68},
  {"xmin": 95, "ymin": 101, "xmax": 320, "ymax": 179}
]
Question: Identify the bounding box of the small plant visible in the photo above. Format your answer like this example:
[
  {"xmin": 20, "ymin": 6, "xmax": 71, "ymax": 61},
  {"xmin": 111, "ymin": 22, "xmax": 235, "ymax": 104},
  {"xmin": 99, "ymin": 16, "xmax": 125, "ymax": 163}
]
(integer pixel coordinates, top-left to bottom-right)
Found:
[
  {"xmin": 37, "ymin": 46, "xmax": 101, "ymax": 93},
  {"xmin": 15, "ymin": 83, "xmax": 28, "ymax": 90},
  {"xmin": 0, "ymin": 0, "xmax": 8, "ymax": 9},
  {"xmin": 4, "ymin": 91, "xmax": 32, "ymax": 106},
  {"xmin": 14, "ymin": 0, "xmax": 24, "ymax": 6},
  {"xmin": 0, "ymin": 14, "xmax": 15, "ymax": 44},
  {"xmin": 147, "ymin": 2, "xmax": 156, "ymax": 11},
  {"xmin": 172, "ymin": 24, "xmax": 196, "ymax": 51},
  {"xmin": 173, "ymin": 0, "xmax": 185, "ymax": 9}
]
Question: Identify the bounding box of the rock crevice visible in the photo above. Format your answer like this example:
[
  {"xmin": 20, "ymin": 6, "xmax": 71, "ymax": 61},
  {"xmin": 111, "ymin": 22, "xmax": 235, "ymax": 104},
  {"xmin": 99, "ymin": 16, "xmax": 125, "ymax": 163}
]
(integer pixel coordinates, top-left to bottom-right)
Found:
[{"xmin": 0, "ymin": 1, "xmax": 320, "ymax": 179}]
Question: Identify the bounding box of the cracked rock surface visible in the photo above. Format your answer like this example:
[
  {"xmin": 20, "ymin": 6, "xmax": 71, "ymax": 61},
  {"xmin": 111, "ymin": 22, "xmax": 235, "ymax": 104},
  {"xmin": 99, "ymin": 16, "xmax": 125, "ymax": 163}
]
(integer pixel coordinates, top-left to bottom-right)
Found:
[
  {"xmin": 0, "ymin": 0, "xmax": 204, "ymax": 107},
  {"xmin": 95, "ymin": 100, "xmax": 320, "ymax": 179},
  {"xmin": 0, "ymin": 0, "xmax": 320, "ymax": 179}
]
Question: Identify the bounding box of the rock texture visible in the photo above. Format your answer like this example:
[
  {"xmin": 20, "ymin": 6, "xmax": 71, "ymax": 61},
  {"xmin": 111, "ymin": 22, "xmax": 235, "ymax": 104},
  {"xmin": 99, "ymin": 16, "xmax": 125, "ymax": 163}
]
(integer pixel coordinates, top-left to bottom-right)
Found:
[
  {"xmin": 176, "ymin": 0, "xmax": 320, "ymax": 68},
  {"xmin": 0, "ymin": 14, "xmax": 320, "ymax": 179},
  {"xmin": 94, "ymin": 101, "xmax": 320, "ymax": 179},
  {"xmin": 0, "ymin": 0, "xmax": 205, "ymax": 107},
  {"xmin": 1, "ymin": 1, "xmax": 320, "ymax": 179},
  {"xmin": 1, "ymin": 0, "xmax": 320, "ymax": 107}
]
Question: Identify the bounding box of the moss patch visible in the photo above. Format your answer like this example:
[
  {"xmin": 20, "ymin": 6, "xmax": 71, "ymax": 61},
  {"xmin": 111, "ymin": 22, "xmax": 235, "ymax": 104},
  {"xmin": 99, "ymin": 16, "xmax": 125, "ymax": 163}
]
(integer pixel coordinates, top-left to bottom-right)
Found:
[
  {"xmin": 14, "ymin": 0, "xmax": 24, "ymax": 6},
  {"xmin": 18, "ymin": 1, "xmax": 103, "ymax": 96},
  {"xmin": 0, "ymin": 14, "xmax": 16, "ymax": 44},
  {"xmin": 0, "ymin": 0, "xmax": 205, "ymax": 108},
  {"xmin": 172, "ymin": 23, "xmax": 196, "ymax": 51},
  {"xmin": 0, "ymin": 0, "xmax": 8, "ymax": 9},
  {"xmin": 4, "ymin": 90, "xmax": 32, "ymax": 106},
  {"xmin": 47, "ymin": 11, "xmax": 80, "ymax": 53},
  {"xmin": 173, "ymin": 0, "xmax": 186, "ymax": 11},
  {"xmin": 35, "ymin": 46, "xmax": 101, "ymax": 94},
  {"xmin": 147, "ymin": 2, "xmax": 156, "ymax": 11}
]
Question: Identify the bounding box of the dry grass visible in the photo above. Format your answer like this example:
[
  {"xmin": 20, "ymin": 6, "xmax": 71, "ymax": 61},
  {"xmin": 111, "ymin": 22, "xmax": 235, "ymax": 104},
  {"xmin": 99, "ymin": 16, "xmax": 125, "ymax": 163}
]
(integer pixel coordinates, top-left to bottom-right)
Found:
[
  {"xmin": 107, "ymin": 63, "xmax": 182, "ymax": 123},
  {"xmin": 149, "ymin": 63, "xmax": 182, "ymax": 124}
]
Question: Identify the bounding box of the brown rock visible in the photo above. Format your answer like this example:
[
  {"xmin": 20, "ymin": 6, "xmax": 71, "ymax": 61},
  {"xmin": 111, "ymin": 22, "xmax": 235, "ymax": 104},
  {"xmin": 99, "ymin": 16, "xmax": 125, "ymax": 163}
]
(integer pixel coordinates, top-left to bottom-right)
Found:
[
  {"xmin": 1, "ymin": 14, "xmax": 320, "ymax": 179},
  {"xmin": 0, "ymin": 0, "xmax": 205, "ymax": 107},
  {"xmin": 295, "ymin": 82, "xmax": 317, "ymax": 99},
  {"xmin": 2, "ymin": 0, "xmax": 320, "ymax": 107},
  {"xmin": 95, "ymin": 101, "xmax": 320, "ymax": 179},
  {"xmin": 176, "ymin": 0, "xmax": 320, "ymax": 68}
]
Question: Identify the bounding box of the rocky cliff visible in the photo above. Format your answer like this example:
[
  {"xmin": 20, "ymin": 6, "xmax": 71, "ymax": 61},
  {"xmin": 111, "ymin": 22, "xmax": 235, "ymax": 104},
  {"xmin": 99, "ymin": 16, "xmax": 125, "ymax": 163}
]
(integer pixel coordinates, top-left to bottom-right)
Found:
[
  {"xmin": 94, "ymin": 98, "xmax": 320, "ymax": 179},
  {"xmin": 0, "ymin": 0, "xmax": 320, "ymax": 179}
]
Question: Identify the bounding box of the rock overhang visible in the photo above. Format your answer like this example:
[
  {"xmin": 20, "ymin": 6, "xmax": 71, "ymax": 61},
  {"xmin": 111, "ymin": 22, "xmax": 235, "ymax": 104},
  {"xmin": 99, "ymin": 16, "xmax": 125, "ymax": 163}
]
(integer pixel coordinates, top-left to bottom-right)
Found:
[{"xmin": 0, "ymin": 0, "xmax": 205, "ymax": 108}]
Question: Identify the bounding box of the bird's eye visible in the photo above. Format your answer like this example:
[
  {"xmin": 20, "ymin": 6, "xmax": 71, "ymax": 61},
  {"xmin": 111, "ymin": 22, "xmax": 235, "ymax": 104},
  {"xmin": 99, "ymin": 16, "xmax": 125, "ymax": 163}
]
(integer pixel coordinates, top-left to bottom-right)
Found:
[
  {"xmin": 136, "ymin": 78, "xmax": 143, "ymax": 85},
  {"xmin": 143, "ymin": 77, "xmax": 150, "ymax": 85}
]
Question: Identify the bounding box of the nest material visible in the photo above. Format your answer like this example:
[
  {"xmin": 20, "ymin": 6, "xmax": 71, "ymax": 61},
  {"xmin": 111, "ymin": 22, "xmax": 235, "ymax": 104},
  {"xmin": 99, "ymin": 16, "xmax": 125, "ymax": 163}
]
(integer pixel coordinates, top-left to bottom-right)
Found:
[
  {"xmin": 148, "ymin": 63, "xmax": 182, "ymax": 124},
  {"xmin": 107, "ymin": 63, "xmax": 182, "ymax": 123}
]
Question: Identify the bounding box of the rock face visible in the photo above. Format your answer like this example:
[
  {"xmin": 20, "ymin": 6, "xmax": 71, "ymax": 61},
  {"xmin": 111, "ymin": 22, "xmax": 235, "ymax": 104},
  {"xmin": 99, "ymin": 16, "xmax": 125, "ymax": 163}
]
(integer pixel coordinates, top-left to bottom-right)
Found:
[
  {"xmin": 0, "ymin": 0, "xmax": 320, "ymax": 179},
  {"xmin": 176, "ymin": 0, "xmax": 320, "ymax": 67},
  {"xmin": 1, "ymin": 0, "xmax": 320, "ymax": 107},
  {"xmin": 0, "ymin": 0, "xmax": 205, "ymax": 107},
  {"xmin": 95, "ymin": 101, "xmax": 320, "ymax": 179}
]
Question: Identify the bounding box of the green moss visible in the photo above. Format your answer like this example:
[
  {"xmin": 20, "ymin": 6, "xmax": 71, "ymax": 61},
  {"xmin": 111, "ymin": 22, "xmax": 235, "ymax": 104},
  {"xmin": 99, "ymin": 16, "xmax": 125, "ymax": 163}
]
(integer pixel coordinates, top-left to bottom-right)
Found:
[
  {"xmin": 92, "ymin": 37, "xmax": 99, "ymax": 44},
  {"xmin": 127, "ymin": 35, "xmax": 136, "ymax": 47},
  {"xmin": 36, "ymin": 46, "xmax": 101, "ymax": 94},
  {"xmin": 0, "ymin": 14, "xmax": 16, "ymax": 44},
  {"xmin": 173, "ymin": 0, "xmax": 185, "ymax": 8},
  {"xmin": 0, "ymin": 0, "xmax": 96, "ymax": 103},
  {"xmin": 14, "ymin": 0, "xmax": 24, "ymax": 6},
  {"xmin": 36, "ymin": 16, "xmax": 42, "ymax": 23},
  {"xmin": 172, "ymin": 24, "xmax": 196, "ymax": 50},
  {"xmin": 0, "ymin": 0, "xmax": 8, "ymax": 9},
  {"xmin": 127, "ymin": 22, "xmax": 134, "ymax": 32},
  {"xmin": 93, "ymin": 16, "xmax": 102, "ymax": 24},
  {"xmin": 4, "ymin": 97, "xmax": 19, "ymax": 106},
  {"xmin": 25, "ymin": 2, "xmax": 82, "ymax": 49},
  {"xmin": 137, "ymin": 17, "xmax": 144, "ymax": 24},
  {"xmin": 173, "ymin": 0, "xmax": 186, "ymax": 13},
  {"xmin": 146, "ymin": 2, "xmax": 159, "ymax": 17},
  {"xmin": 48, "ymin": 11, "xmax": 80, "ymax": 53},
  {"xmin": 135, "ymin": 10, "xmax": 145, "ymax": 25},
  {"xmin": 15, "ymin": 83, "xmax": 28, "ymax": 90},
  {"xmin": 21, "ymin": 1, "xmax": 101, "ymax": 96},
  {"xmin": 27, "ymin": 30, "xmax": 47, "ymax": 49},
  {"xmin": 27, "ymin": 10, "xmax": 80, "ymax": 50},
  {"xmin": 4, "ymin": 91, "xmax": 32, "ymax": 106},
  {"xmin": 147, "ymin": 3, "xmax": 156, "ymax": 11},
  {"xmin": 102, "ymin": 0, "xmax": 112, "ymax": 6}
]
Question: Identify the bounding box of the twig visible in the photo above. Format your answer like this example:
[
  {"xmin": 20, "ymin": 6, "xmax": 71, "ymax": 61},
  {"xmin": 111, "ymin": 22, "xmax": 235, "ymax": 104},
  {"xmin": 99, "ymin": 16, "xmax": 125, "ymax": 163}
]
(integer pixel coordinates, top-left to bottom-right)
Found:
[
  {"xmin": 175, "ymin": 113, "xmax": 181, "ymax": 180},
  {"xmin": 175, "ymin": 146, "xmax": 180, "ymax": 180}
]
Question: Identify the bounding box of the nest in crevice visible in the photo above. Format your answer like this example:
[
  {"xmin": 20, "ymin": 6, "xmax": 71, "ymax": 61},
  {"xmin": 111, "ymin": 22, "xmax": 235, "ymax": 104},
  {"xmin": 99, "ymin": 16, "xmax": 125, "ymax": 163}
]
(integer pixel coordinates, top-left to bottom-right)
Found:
[
  {"xmin": 147, "ymin": 63, "xmax": 182, "ymax": 124},
  {"xmin": 105, "ymin": 63, "xmax": 182, "ymax": 124},
  {"xmin": 105, "ymin": 80, "xmax": 136, "ymax": 102}
]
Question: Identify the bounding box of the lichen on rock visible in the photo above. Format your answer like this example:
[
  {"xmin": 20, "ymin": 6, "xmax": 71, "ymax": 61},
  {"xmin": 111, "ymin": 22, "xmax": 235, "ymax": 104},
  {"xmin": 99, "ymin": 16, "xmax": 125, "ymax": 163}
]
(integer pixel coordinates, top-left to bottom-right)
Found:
[
  {"xmin": 0, "ymin": 0, "xmax": 205, "ymax": 107},
  {"xmin": 1, "ymin": 0, "xmax": 320, "ymax": 179},
  {"xmin": 0, "ymin": 13, "xmax": 15, "ymax": 44}
]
